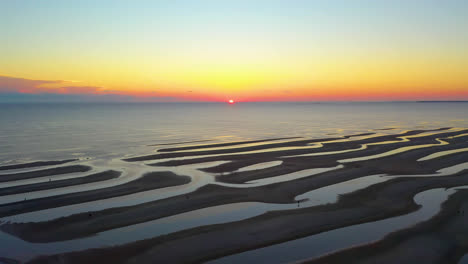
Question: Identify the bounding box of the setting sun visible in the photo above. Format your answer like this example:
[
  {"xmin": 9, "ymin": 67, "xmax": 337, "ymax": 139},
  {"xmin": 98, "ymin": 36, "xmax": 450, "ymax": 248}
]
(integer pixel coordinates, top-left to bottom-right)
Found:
[{"xmin": 228, "ymin": 99, "xmax": 235, "ymax": 104}]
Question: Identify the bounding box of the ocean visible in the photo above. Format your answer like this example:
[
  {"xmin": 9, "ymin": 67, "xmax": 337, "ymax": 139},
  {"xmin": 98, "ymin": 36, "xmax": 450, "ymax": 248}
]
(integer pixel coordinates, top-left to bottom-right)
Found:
[{"xmin": 1, "ymin": 102, "xmax": 467, "ymax": 164}]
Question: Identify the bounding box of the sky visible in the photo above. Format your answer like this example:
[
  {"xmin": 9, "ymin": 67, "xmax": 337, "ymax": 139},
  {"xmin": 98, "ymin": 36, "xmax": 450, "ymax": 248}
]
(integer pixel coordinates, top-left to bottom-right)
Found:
[{"xmin": 1, "ymin": 0, "xmax": 468, "ymax": 102}]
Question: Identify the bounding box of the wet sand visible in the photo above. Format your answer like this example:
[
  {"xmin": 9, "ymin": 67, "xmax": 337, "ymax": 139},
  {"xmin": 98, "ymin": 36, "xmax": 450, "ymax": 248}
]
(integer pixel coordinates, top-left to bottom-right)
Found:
[
  {"xmin": 24, "ymin": 170, "xmax": 468, "ymax": 263},
  {"xmin": 210, "ymin": 129, "xmax": 467, "ymax": 182},
  {"xmin": 0, "ymin": 170, "xmax": 121, "ymax": 196},
  {"xmin": 304, "ymin": 189, "xmax": 468, "ymax": 264},
  {"xmin": 124, "ymin": 133, "xmax": 378, "ymax": 162},
  {"xmin": 149, "ymin": 128, "xmax": 460, "ymax": 170},
  {"xmin": 148, "ymin": 139, "xmax": 214, "ymax": 147},
  {"xmin": 155, "ymin": 136, "xmax": 303, "ymax": 152},
  {"xmin": 0, "ymin": 159, "xmax": 77, "ymax": 171},
  {"xmin": 0, "ymin": 165, "xmax": 91, "ymax": 183},
  {"xmin": 2, "ymin": 131, "xmax": 467, "ymax": 244},
  {"xmin": 0, "ymin": 257, "xmax": 19, "ymax": 264},
  {"xmin": 0, "ymin": 171, "xmax": 190, "ymax": 218},
  {"xmin": 0, "ymin": 128, "xmax": 467, "ymax": 263}
]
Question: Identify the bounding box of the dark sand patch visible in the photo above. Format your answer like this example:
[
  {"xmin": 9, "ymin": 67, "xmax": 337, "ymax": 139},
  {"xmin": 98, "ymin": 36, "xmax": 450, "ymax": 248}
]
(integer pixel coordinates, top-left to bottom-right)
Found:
[
  {"xmin": 1, "ymin": 127, "xmax": 465, "ymax": 263},
  {"xmin": 0, "ymin": 257, "xmax": 20, "ymax": 264},
  {"xmin": 148, "ymin": 139, "xmax": 213, "ymax": 147},
  {"xmin": 0, "ymin": 170, "xmax": 121, "ymax": 196},
  {"xmin": 0, "ymin": 159, "xmax": 78, "ymax": 171},
  {"xmin": 0, "ymin": 165, "xmax": 91, "ymax": 183},
  {"xmin": 0, "ymin": 171, "xmax": 190, "ymax": 218},
  {"xmin": 125, "ymin": 133, "xmax": 380, "ymax": 162},
  {"xmin": 199, "ymin": 131, "xmax": 468, "ymax": 183},
  {"xmin": 127, "ymin": 129, "xmax": 451, "ymax": 162},
  {"xmin": 156, "ymin": 137, "xmax": 304, "ymax": 152},
  {"xmin": 24, "ymin": 170, "xmax": 468, "ymax": 264},
  {"xmin": 7, "ymin": 140, "xmax": 468, "ymax": 243},
  {"xmin": 304, "ymin": 190, "xmax": 468, "ymax": 264},
  {"xmin": 149, "ymin": 129, "xmax": 461, "ymax": 170}
]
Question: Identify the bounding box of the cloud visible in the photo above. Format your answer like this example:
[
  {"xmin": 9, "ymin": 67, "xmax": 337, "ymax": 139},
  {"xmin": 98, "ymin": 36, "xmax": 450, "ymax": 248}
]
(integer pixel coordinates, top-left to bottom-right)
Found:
[
  {"xmin": 0, "ymin": 75, "xmax": 182, "ymax": 102},
  {"xmin": 0, "ymin": 75, "xmax": 62, "ymax": 93},
  {"xmin": 0, "ymin": 92, "xmax": 180, "ymax": 103},
  {"xmin": 56, "ymin": 86, "xmax": 103, "ymax": 94},
  {"xmin": 0, "ymin": 75, "xmax": 103, "ymax": 94}
]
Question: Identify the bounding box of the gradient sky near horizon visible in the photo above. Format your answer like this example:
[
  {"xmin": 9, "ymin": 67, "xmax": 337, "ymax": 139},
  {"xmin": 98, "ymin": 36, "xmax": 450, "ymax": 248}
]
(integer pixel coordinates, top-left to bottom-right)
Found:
[{"xmin": 1, "ymin": 0, "xmax": 468, "ymax": 102}]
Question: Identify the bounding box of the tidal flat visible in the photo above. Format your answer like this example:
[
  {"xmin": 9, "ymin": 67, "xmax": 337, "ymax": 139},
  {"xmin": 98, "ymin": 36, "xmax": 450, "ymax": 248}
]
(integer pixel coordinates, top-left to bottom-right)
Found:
[{"xmin": 0, "ymin": 102, "xmax": 467, "ymax": 263}]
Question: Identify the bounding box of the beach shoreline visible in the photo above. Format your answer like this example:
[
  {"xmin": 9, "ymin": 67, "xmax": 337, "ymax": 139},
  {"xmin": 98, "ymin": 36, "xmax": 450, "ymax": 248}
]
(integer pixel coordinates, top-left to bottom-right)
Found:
[{"xmin": 0, "ymin": 127, "xmax": 465, "ymax": 263}]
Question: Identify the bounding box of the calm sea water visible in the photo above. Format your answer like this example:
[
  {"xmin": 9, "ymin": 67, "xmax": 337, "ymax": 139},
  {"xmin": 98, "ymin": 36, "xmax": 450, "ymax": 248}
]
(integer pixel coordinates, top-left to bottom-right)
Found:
[{"xmin": 0, "ymin": 102, "xmax": 467, "ymax": 163}]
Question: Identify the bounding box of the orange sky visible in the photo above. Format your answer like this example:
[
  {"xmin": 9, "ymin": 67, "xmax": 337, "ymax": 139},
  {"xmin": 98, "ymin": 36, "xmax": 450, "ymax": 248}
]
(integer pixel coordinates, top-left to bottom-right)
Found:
[{"xmin": 1, "ymin": 1, "xmax": 467, "ymax": 102}]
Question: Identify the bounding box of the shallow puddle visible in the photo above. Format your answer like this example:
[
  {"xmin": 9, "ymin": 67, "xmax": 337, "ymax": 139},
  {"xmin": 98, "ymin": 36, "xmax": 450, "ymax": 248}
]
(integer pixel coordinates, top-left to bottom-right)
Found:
[
  {"xmin": 208, "ymin": 187, "xmax": 457, "ymax": 264},
  {"xmin": 0, "ymin": 174, "xmax": 390, "ymax": 261},
  {"xmin": 236, "ymin": 160, "xmax": 283, "ymax": 172}
]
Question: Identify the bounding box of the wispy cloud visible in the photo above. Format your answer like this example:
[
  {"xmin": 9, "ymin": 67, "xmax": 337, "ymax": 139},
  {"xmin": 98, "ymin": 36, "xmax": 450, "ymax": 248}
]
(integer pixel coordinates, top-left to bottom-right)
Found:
[
  {"xmin": 0, "ymin": 75, "xmax": 182, "ymax": 102},
  {"xmin": 0, "ymin": 76, "xmax": 63, "ymax": 93}
]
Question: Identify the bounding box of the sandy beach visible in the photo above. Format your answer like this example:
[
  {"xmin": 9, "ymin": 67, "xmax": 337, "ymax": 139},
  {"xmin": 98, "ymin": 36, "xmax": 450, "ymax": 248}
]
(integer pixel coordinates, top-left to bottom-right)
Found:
[
  {"xmin": 0, "ymin": 171, "xmax": 190, "ymax": 218},
  {"xmin": 305, "ymin": 189, "xmax": 468, "ymax": 264},
  {"xmin": 0, "ymin": 159, "xmax": 78, "ymax": 171},
  {"xmin": 0, "ymin": 127, "xmax": 466, "ymax": 263},
  {"xmin": 0, "ymin": 170, "xmax": 121, "ymax": 196},
  {"xmin": 0, "ymin": 165, "xmax": 91, "ymax": 183}
]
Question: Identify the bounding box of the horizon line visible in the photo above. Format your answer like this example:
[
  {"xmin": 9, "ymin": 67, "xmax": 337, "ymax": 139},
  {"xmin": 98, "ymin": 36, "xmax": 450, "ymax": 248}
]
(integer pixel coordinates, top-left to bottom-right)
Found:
[{"xmin": 1, "ymin": 100, "xmax": 467, "ymax": 104}]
